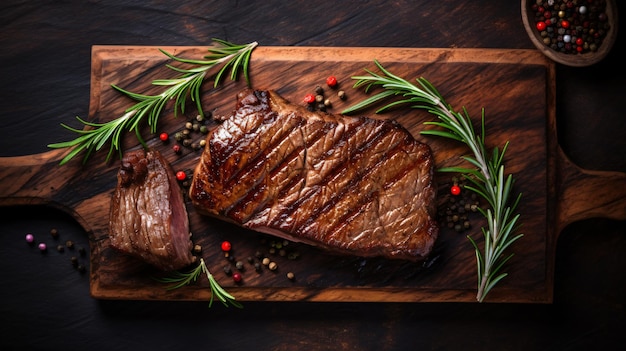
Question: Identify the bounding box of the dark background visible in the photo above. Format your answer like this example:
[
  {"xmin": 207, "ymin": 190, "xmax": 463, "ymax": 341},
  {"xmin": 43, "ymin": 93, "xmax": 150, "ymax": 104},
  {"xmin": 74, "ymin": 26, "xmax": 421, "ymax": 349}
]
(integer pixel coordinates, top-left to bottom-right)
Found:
[{"xmin": 1, "ymin": 1, "xmax": 624, "ymax": 350}]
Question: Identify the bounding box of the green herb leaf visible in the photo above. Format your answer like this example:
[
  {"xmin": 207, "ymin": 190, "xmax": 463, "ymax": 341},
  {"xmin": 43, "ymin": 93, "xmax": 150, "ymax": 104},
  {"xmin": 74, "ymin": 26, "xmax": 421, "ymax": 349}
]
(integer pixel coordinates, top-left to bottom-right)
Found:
[
  {"xmin": 48, "ymin": 39, "xmax": 258, "ymax": 165},
  {"xmin": 343, "ymin": 60, "xmax": 523, "ymax": 302},
  {"xmin": 154, "ymin": 258, "xmax": 242, "ymax": 308}
]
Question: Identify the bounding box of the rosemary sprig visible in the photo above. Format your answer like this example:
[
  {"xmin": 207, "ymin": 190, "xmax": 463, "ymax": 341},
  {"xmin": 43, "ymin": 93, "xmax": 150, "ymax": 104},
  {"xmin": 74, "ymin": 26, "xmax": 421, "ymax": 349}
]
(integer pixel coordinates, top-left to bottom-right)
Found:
[
  {"xmin": 155, "ymin": 258, "xmax": 242, "ymax": 308},
  {"xmin": 48, "ymin": 39, "xmax": 258, "ymax": 165},
  {"xmin": 342, "ymin": 60, "xmax": 523, "ymax": 302}
]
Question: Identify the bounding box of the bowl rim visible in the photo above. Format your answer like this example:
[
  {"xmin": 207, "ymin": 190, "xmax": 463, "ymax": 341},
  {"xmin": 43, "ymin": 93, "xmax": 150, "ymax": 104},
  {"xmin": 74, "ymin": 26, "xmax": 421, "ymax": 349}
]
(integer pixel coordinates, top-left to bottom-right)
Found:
[{"xmin": 521, "ymin": 0, "xmax": 618, "ymax": 67}]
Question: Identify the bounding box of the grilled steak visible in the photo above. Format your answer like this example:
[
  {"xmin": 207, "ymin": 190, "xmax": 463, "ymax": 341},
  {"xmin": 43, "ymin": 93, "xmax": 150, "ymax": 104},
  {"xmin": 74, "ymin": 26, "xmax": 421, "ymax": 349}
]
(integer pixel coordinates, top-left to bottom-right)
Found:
[
  {"xmin": 190, "ymin": 89, "xmax": 438, "ymax": 261},
  {"xmin": 109, "ymin": 149, "xmax": 194, "ymax": 271}
]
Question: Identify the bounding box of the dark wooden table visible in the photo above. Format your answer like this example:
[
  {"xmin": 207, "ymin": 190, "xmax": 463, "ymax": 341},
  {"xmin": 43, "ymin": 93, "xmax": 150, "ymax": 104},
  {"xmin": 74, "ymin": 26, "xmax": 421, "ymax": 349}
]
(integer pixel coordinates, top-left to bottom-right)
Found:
[{"xmin": 1, "ymin": 1, "xmax": 624, "ymax": 349}]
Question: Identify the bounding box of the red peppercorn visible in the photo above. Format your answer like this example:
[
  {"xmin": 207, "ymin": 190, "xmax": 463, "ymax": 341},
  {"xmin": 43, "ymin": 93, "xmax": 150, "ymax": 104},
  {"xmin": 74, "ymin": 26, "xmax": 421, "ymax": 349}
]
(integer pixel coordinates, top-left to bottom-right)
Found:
[
  {"xmin": 450, "ymin": 185, "xmax": 461, "ymax": 196},
  {"xmin": 303, "ymin": 93, "xmax": 315, "ymax": 104},
  {"xmin": 175, "ymin": 171, "xmax": 186, "ymax": 181},
  {"xmin": 221, "ymin": 240, "xmax": 232, "ymax": 252},
  {"xmin": 536, "ymin": 21, "xmax": 547, "ymax": 31},
  {"xmin": 159, "ymin": 132, "xmax": 169, "ymax": 141},
  {"xmin": 326, "ymin": 76, "xmax": 338, "ymax": 88},
  {"xmin": 232, "ymin": 272, "xmax": 242, "ymax": 283},
  {"xmin": 561, "ymin": 20, "xmax": 570, "ymax": 29},
  {"xmin": 575, "ymin": 37, "xmax": 583, "ymax": 46},
  {"xmin": 172, "ymin": 144, "xmax": 181, "ymax": 153}
]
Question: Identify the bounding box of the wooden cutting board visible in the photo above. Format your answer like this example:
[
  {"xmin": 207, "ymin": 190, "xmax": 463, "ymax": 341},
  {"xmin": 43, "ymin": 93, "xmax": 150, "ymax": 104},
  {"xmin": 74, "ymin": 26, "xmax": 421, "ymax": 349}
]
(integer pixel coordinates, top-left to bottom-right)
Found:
[{"xmin": 1, "ymin": 46, "xmax": 625, "ymax": 303}]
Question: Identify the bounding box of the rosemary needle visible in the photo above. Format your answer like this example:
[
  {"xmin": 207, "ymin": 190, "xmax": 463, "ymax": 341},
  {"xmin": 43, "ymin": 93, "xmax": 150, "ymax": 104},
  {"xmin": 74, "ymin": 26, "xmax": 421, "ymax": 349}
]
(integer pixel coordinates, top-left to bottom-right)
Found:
[
  {"xmin": 342, "ymin": 60, "xmax": 523, "ymax": 302},
  {"xmin": 48, "ymin": 39, "xmax": 258, "ymax": 165},
  {"xmin": 155, "ymin": 258, "xmax": 242, "ymax": 308}
]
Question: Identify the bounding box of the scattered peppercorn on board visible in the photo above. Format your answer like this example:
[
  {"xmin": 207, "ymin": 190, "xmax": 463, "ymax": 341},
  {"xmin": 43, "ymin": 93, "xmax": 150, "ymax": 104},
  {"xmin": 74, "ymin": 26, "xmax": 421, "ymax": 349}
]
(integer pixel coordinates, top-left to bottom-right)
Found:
[{"xmin": 1, "ymin": 46, "xmax": 625, "ymax": 303}]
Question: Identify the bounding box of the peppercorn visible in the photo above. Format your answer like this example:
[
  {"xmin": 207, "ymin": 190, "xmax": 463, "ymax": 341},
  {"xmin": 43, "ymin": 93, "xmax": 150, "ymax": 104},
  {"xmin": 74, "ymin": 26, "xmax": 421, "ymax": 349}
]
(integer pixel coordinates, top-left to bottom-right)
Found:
[
  {"xmin": 303, "ymin": 93, "xmax": 315, "ymax": 104},
  {"xmin": 159, "ymin": 132, "xmax": 169, "ymax": 142},
  {"xmin": 235, "ymin": 261, "xmax": 244, "ymax": 271},
  {"xmin": 315, "ymin": 85, "xmax": 324, "ymax": 95},
  {"xmin": 262, "ymin": 257, "xmax": 270, "ymax": 266},
  {"xmin": 38, "ymin": 243, "xmax": 47, "ymax": 253},
  {"xmin": 78, "ymin": 247, "xmax": 86, "ymax": 256},
  {"xmin": 195, "ymin": 114, "xmax": 204, "ymax": 122},
  {"xmin": 70, "ymin": 256, "xmax": 78, "ymax": 267},
  {"xmin": 326, "ymin": 76, "xmax": 338, "ymax": 88},
  {"xmin": 232, "ymin": 272, "xmax": 242, "ymax": 283},
  {"xmin": 50, "ymin": 228, "xmax": 59, "ymax": 238},
  {"xmin": 193, "ymin": 244, "xmax": 202, "ymax": 254},
  {"xmin": 77, "ymin": 264, "xmax": 86, "ymax": 274},
  {"xmin": 175, "ymin": 171, "xmax": 187, "ymax": 181},
  {"xmin": 185, "ymin": 121, "xmax": 193, "ymax": 130},
  {"xmin": 268, "ymin": 261, "xmax": 278, "ymax": 271},
  {"xmin": 172, "ymin": 144, "xmax": 181, "ymax": 154},
  {"xmin": 223, "ymin": 265, "xmax": 232, "ymax": 275},
  {"xmin": 530, "ymin": 0, "xmax": 611, "ymax": 55},
  {"xmin": 65, "ymin": 240, "xmax": 74, "ymax": 249},
  {"xmin": 450, "ymin": 184, "xmax": 461, "ymax": 196},
  {"xmin": 338, "ymin": 90, "xmax": 346, "ymax": 100},
  {"xmin": 254, "ymin": 262, "xmax": 262, "ymax": 272},
  {"xmin": 324, "ymin": 99, "xmax": 332, "ymax": 108},
  {"xmin": 56, "ymin": 244, "xmax": 64, "ymax": 253},
  {"xmin": 221, "ymin": 241, "xmax": 232, "ymax": 252},
  {"xmin": 25, "ymin": 233, "xmax": 34, "ymax": 245},
  {"xmin": 287, "ymin": 272, "xmax": 295, "ymax": 280}
]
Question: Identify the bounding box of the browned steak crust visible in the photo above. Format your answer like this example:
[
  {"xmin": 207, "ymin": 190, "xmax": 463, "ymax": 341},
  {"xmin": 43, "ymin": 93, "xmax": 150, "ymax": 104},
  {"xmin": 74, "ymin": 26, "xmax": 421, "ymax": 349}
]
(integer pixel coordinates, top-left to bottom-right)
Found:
[
  {"xmin": 190, "ymin": 89, "xmax": 438, "ymax": 261},
  {"xmin": 109, "ymin": 149, "xmax": 194, "ymax": 271}
]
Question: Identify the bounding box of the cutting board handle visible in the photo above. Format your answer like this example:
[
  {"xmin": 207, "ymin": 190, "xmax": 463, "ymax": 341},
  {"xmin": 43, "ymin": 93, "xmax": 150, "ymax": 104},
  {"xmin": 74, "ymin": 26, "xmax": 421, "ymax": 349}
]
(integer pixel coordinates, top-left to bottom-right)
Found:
[
  {"xmin": 0, "ymin": 149, "xmax": 116, "ymax": 233},
  {"xmin": 0, "ymin": 150, "xmax": 69, "ymax": 206},
  {"xmin": 556, "ymin": 146, "xmax": 626, "ymax": 233}
]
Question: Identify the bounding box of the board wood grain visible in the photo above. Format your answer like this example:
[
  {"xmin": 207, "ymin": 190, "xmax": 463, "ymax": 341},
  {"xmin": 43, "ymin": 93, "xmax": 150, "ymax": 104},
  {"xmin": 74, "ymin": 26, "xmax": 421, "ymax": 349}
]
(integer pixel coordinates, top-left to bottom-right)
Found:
[{"xmin": 1, "ymin": 46, "xmax": 624, "ymax": 303}]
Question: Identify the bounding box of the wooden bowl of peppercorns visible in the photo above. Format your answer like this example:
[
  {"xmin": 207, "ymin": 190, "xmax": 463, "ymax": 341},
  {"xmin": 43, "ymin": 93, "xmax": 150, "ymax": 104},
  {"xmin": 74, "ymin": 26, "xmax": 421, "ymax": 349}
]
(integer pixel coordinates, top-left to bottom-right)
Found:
[{"xmin": 522, "ymin": 0, "xmax": 617, "ymax": 67}]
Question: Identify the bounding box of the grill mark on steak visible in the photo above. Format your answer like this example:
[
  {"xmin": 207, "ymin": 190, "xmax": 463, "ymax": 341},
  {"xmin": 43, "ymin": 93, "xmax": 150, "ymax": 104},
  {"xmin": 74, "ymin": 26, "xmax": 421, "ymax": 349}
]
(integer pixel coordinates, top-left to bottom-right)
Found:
[
  {"xmin": 298, "ymin": 133, "xmax": 415, "ymax": 239},
  {"xmin": 190, "ymin": 89, "xmax": 438, "ymax": 261},
  {"xmin": 271, "ymin": 118, "xmax": 391, "ymax": 232},
  {"xmin": 222, "ymin": 115, "xmax": 308, "ymax": 220}
]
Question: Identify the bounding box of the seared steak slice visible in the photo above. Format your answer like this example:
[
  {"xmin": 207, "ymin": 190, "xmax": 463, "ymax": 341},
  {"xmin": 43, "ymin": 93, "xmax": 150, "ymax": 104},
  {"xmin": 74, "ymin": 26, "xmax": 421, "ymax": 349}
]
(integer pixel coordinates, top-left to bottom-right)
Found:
[
  {"xmin": 109, "ymin": 149, "xmax": 194, "ymax": 271},
  {"xmin": 190, "ymin": 89, "xmax": 438, "ymax": 261}
]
